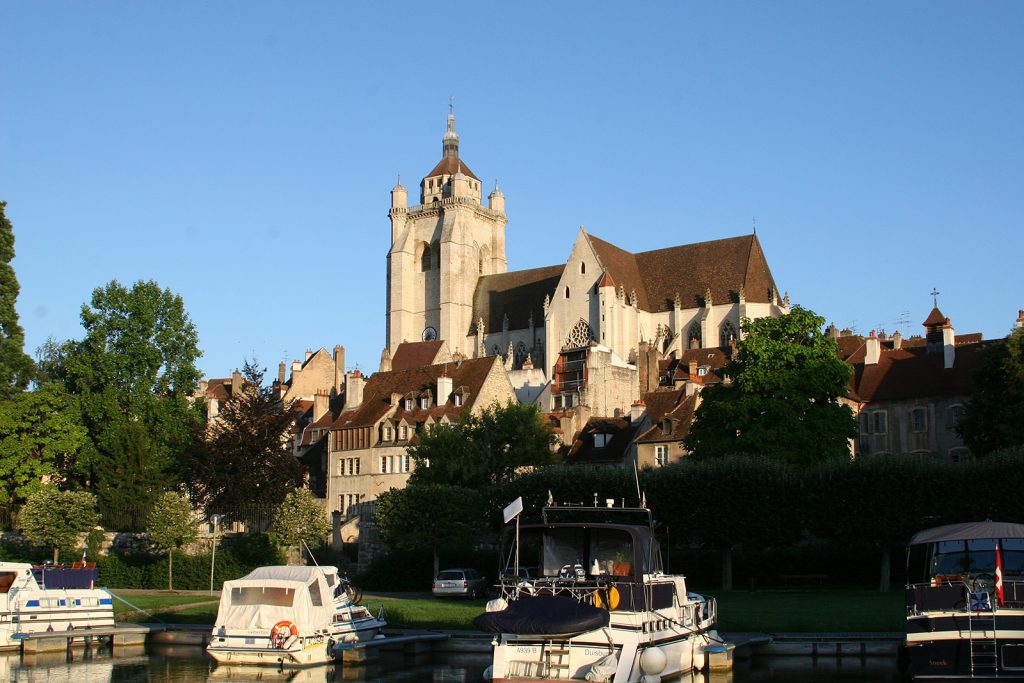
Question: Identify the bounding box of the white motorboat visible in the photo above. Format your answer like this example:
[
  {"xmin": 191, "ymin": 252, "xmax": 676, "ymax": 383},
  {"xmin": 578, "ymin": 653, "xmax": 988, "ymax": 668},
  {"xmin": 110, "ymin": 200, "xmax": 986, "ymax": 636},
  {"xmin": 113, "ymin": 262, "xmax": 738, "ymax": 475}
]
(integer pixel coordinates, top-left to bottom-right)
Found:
[
  {"xmin": 0, "ymin": 561, "xmax": 115, "ymax": 649},
  {"xmin": 475, "ymin": 500, "xmax": 723, "ymax": 683},
  {"xmin": 207, "ymin": 565, "xmax": 385, "ymax": 667}
]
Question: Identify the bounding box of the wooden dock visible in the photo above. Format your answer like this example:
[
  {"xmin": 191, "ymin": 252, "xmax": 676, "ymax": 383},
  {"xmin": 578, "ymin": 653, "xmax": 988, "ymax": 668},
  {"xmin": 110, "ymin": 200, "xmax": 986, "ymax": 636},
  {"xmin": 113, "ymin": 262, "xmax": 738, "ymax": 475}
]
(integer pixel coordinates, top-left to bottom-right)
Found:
[{"xmin": 14, "ymin": 625, "xmax": 152, "ymax": 654}]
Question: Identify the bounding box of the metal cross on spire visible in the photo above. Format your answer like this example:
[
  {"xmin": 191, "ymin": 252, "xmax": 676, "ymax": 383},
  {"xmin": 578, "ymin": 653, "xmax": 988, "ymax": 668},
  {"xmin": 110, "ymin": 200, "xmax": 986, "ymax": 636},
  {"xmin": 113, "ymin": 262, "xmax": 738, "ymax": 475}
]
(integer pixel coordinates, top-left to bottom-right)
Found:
[
  {"xmin": 930, "ymin": 288, "xmax": 940, "ymax": 307},
  {"xmin": 449, "ymin": 95, "xmax": 454, "ymax": 115}
]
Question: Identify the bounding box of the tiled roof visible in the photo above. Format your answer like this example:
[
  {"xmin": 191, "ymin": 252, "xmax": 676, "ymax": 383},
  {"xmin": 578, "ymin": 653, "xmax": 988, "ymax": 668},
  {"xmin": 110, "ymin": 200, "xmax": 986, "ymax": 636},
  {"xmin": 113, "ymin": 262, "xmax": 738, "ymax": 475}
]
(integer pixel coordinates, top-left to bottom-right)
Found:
[
  {"xmin": 847, "ymin": 339, "xmax": 993, "ymax": 403},
  {"xmin": 204, "ymin": 378, "xmax": 233, "ymax": 401},
  {"xmin": 333, "ymin": 355, "xmax": 501, "ymax": 434},
  {"xmin": 639, "ymin": 387, "xmax": 685, "ymax": 424},
  {"xmin": 634, "ymin": 393, "xmax": 698, "ymax": 444},
  {"xmin": 923, "ymin": 307, "xmax": 947, "ymax": 327},
  {"xmin": 473, "ymin": 264, "xmax": 565, "ymax": 334},
  {"xmin": 586, "ymin": 232, "xmax": 779, "ymax": 312},
  {"xmin": 424, "ymin": 155, "xmax": 480, "ymax": 182},
  {"xmin": 563, "ymin": 417, "xmax": 640, "ymax": 465},
  {"xmin": 658, "ymin": 347, "xmax": 732, "ymax": 385},
  {"xmin": 392, "ymin": 341, "xmax": 447, "ymax": 371}
]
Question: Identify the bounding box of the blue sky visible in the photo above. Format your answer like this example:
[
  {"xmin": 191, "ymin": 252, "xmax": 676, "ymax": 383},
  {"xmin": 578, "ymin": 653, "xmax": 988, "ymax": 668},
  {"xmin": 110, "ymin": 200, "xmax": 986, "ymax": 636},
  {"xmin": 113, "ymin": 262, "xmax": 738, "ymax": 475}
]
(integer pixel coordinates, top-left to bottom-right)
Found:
[{"xmin": 2, "ymin": 2, "xmax": 1021, "ymax": 380}]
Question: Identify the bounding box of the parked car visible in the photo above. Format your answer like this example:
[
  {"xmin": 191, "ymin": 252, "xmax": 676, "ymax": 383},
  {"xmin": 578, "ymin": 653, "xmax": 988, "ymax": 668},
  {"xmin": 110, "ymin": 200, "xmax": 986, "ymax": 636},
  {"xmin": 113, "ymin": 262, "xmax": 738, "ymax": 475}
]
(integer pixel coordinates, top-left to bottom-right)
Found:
[{"xmin": 432, "ymin": 568, "xmax": 488, "ymax": 599}]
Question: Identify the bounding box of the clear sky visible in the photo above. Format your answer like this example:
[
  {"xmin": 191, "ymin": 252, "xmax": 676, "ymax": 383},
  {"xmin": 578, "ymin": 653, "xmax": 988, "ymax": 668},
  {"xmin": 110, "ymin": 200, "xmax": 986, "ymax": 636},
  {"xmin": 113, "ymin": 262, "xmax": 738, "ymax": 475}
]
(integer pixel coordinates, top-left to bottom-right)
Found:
[{"xmin": 2, "ymin": 2, "xmax": 1022, "ymax": 380}]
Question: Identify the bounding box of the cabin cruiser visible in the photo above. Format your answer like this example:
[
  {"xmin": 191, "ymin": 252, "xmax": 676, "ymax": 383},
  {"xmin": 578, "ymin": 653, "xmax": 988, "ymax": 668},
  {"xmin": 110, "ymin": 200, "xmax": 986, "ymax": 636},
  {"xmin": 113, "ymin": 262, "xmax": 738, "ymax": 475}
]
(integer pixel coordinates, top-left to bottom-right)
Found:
[
  {"xmin": 0, "ymin": 561, "xmax": 115, "ymax": 649},
  {"xmin": 904, "ymin": 520, "xmax": 1024, "ymax": 679},
  {"xmin": 475, "ymin": 500, "xmax": 721, "ymax": 683},
  {"xmin": 207, "ymin": 565, "xmax": 384, "ymax": 667}
]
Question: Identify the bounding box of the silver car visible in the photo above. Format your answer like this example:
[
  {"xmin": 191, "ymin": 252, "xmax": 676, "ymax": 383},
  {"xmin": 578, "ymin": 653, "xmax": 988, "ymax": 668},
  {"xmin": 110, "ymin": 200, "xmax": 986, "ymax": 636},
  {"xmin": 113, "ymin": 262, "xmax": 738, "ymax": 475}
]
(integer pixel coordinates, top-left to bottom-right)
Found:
[{"xmin": 432, "ymin": 568, "xmax": 488, "ymax": 599}]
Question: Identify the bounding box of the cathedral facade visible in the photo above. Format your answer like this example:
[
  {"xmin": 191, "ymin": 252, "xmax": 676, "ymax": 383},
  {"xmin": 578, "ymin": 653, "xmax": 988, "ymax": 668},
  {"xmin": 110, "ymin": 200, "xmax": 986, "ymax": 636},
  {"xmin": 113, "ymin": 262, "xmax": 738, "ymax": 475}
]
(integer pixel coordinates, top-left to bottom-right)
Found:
[{"xmin": 386, "ymin": 112, "xmax": 789, "ymax": 419}]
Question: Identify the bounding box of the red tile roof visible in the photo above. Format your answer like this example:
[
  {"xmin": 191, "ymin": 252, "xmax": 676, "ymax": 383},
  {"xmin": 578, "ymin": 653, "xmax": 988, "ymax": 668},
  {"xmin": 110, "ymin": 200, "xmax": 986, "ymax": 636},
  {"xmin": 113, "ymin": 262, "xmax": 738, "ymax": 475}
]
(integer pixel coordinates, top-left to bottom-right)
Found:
[
  {"xmin": 563, "ymin": 417, "xmax": 640, "ymax": 465},
  {"xmin": 391, "ymin": 341, "xmax": 447, "ymax": 371},
  {"xmin": 847, "ymin": 339, "xmax": 993, "ymax": 403},
  {"xmin": 473, "ymin": 265, "xmax": 565, "ymax": 334},
  {"xmin": 634, "ymin": 393, "xmax": 698, "ymax": 444},
  {"xmin": 424, "ymin": 155, "xmax": 480, "ymax": 182}
]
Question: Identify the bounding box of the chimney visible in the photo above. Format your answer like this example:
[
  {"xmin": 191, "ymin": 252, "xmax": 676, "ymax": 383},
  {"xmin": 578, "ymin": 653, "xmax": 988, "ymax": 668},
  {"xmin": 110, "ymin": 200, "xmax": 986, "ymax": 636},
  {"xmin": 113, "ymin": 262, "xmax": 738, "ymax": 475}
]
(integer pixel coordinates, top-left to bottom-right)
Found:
[
  {"xmin": 865, "ymin": 331, "xmax": 880, "ymax": 365},
  {"xmin": 1017, "ymin": 309, "xmax": 1024, "ymax": 329},
  {"xmin": 688, "ymin": 360, "xmax": 698, "ymax": 378},
  {"xmin": 291, "ymin": 359, "xmax": 301, "ymax": 376},
  {"xmin": 313, "ymin": 390, "xmax": 329, "ymax": 422},
  {"xmin": 345, "ymin": 370, "xmax": 365, "ymax": 410},
  {"xmin": 892, "ymin": 330, "xmax": 902, "ymax": 350},
  {"xmin": 304, "ymin": 348, "xmax": 313, "ymax": 362},
  {"xmin": 943, "ymin": 319, "xmax": 956, "ymax": 369},
  {"xmin": 630, "ymin": 400, "xmax": 645, "ymax": 424},
  {"xmin": 333, "ymin": 345, "xmax": 345, "ymax": 397},
  {"xmin": 277, "ymin": 362, "xmax": 286, "ymax": 385},
  {"xmin": 437, "ymin": 373, "xmax": 453, "ymax": 405},
  {"xmin": 231, "ymin": 369, "xmax": 242, "ymax": 396}
]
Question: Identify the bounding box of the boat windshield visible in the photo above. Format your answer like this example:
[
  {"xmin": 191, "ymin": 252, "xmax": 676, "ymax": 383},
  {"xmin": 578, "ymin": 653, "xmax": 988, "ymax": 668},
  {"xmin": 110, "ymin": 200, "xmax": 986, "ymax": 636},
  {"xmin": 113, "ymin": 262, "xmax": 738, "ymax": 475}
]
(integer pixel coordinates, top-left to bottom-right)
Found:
[
  {"xmin": 0, "ymin": 572, "xmax": 15, "ymax": 594},
  {"xmin": 928, "ymin": 538, "xmax": 1024, "ymax": 580},
  {"xmin": 507, "ymin": 526, "xmax": 657, "ymax": 578},
  {"xmin": 230, "ymin": 586, "xmax": 296, "ymax": 607}
]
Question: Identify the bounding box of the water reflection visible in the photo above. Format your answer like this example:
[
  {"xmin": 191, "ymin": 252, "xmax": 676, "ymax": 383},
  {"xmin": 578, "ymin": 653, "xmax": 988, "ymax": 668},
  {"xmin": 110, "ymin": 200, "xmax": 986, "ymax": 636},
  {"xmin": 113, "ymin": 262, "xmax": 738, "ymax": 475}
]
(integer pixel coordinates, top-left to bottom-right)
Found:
[{"xmin": 0, "ymin": 644, "xmax": 902, "ymax": 683}]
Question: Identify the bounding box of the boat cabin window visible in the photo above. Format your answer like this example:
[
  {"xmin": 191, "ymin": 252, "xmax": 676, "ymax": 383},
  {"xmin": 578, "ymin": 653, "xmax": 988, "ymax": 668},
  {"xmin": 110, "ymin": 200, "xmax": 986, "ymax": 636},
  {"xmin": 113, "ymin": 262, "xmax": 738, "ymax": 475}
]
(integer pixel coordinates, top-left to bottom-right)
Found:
[
  {"xmin": 230, "ymin": 586, "xmax": 295, "ymax": 607},
  {"xmin": 928, "ymin": 538, "xmax": 1024, "ymax": 580},
  {"xmin": 308, "ymin": 579, "xmax": 323, "ymax": 606},
  {"xmin": 0, "ymin": 572, "xmax": 16, "ymax": 594},
  {"xmin": 536, "ymin": 527, "xmax": 648, "ymax": 577}
]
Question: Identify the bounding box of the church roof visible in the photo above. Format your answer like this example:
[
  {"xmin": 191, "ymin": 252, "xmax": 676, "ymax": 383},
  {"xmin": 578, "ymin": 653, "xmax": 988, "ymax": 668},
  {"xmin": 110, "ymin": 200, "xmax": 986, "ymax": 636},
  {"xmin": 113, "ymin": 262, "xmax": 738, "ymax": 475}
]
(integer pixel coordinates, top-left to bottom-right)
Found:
[
  {"xmin": 473, "ymin": 264, "xmax": 565, "ymax": 335},
  {"xmin": 923, "ymin": 306, "xmax": 947, "ymax": 327},
  {"xmin": 425, "ymin": 155, "xmax": 480, "ymax": 182},
  {"xmin": 391, "ymin": 341, "xmax": 448, "ymax": 371},
  {"xmin": 586, "ymin": 232, "xmax": 779, "ymax": 312}
]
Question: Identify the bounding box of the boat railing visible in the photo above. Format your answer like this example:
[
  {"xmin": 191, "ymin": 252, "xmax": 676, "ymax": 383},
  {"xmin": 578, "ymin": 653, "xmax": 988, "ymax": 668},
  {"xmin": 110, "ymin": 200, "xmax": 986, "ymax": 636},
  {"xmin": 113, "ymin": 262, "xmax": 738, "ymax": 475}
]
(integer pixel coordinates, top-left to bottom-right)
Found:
[
  {"xmin": 906, "ymin": 579, "xmax": 1024, "ymax": 615},
  {"xmin": 496, "ymin": 575, "xmax": 619, "ymax": 604}
]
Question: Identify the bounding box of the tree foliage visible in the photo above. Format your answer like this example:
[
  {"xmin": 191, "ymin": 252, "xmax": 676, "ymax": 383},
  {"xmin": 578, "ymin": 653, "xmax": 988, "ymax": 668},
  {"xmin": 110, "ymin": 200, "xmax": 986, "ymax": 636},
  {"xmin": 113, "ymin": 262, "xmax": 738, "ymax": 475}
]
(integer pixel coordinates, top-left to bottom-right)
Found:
[
  {"xmin": 20, "ymin": 487, "xmax": 99, "ymax": 563},
  {"xmin": 48, "ymin": 280, "xmax": 202, "ymax": 514},
  {"xmin": 272, "ymin": 489, "xmax": 331, "ymax": 551},
  {"xmin": 959, "ymin": 327, "xmax": 1024, "ymax": 455},
  {"xmin": 0, "ymin": 201, "xmax": 34, "ymax": 398},
  {"xmin": 147, "ymin": 491, "xmax": 198, "ymax": 590},
  {"xmin": 374, "ymin": 483, "xmax": 485, "ymax": 576},
  {"xmin": 408, "ymin": 400, "xmax": 558, "ymax": 489},
  {"xmin": 0, "ymin": 383, "xmax": 88, "ymax": 507},
  {"xmin": 685, "ymin": 306, "xmax": 857, "ymax": 465},
  {"xmin": 185, "ymin": 361, "xmax": 304, "ymax": 513}
]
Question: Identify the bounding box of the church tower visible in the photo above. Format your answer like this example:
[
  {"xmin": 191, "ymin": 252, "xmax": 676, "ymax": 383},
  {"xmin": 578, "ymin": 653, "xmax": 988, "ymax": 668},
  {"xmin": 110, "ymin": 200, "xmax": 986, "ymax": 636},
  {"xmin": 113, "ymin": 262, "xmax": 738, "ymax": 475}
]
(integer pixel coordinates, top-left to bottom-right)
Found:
[{"xmin": 386, "ymin": 110, "xmax": 508, "ymax": 355}]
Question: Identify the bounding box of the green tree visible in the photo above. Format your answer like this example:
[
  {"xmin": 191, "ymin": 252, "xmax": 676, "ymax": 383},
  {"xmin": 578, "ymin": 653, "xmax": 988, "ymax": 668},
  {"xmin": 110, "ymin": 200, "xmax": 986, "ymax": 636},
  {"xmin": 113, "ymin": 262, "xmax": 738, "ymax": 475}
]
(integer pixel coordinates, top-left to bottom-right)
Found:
[
  {"xmin": 959, "ymin": 327, "xmax": 1024, "ymax": 455},
  {"xmin": 409, "ymin": 400, "xmax": 558, "ymax": 489},
  {"xmin": 20, "ymin": 487, "xmax": 99, "ymax": 563},
  {"xmin": 0, "ymin": 201, "xmax": 34, "ymax": 398},
  {"xmin": 0, "ymin": 383, "xmax": 88, "ymax": 508},
  {"xmin": 185, "ymin": 361, "xmax": 304, "ymax": 514},
  {"xmin": 374, "ymin": 483, "xmax": 484, "ymax": 577},
  {"xmin": 147, "ymin": 491, "xmax": 198, "ymax": 590},
  {"xmin": 685, "ymin": 306, "xmax": 857, "ymax": 466},
  {"xmin": 50, "ymin": 280, "xmax": 202, "ymax": 516},
  {"xmin": 272, "ymin": 489, "xmax": 331, "ymax": 556}
]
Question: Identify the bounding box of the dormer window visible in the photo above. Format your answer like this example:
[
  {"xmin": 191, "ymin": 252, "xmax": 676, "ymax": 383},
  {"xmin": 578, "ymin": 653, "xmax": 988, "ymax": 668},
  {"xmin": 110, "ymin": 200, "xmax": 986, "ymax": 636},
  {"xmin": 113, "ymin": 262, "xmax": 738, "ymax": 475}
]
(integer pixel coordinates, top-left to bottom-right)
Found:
[
  {"xmin": 420, "ymin": 396, "xmax": 431, "ymax": 410},
  {"xmin": 400, "ymin": 425, "xmax": 408, "ymax": 440},
  {"xmin": 593, "ymin": 433, "xmax": 609, "ymax": 448},
  {"xmin": 454, "ymin": 393, "xmax": 464, "ymax": 407},
  {"xmin": 663, "ymin": 419, "xmax": 673, "ymax": 435},
  {"xmin": 404, "ymin": 398, "xmax": 413, "ymax": 411},
  {"xmin": 383, "ymin": 425, "xmax": 393, "ymax": 441}
]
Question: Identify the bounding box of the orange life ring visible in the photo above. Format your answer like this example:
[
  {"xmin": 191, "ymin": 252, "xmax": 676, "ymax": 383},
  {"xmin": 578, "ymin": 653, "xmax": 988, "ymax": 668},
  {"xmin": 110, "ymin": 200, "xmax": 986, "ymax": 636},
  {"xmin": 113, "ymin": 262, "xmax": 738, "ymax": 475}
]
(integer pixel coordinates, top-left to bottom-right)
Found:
[
  {"xmin": 270, "ymin": 620, "xmax": 298, "ymax": 648},
  {"xmin": 593, "ymin": 586, "xmax": 620, "ymax": 610}
]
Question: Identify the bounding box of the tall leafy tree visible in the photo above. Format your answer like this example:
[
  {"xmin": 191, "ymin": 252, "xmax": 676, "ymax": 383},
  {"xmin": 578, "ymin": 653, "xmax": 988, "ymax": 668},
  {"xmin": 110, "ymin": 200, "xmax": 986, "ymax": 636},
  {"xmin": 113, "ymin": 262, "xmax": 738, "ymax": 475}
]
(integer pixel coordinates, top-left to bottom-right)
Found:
[
  {"xmin": 20, "ymin": 487, "xmax": 99, "ymax": 563},
  {"xmin": 272, "ymin": 489, "xmax": 331, "ymax": 553},
  {"xmin": 51, "ymin": 280, "xmax": 202, "ymax": 517},
  {"xmin": 409, "ymin": 400, "xmax": 558, "ymax": 489},
  {"xmin": 0, "ymin": 201, "xmax": 34, "ymax": 398},
  {"xmin": 185, "ymin": 361, "xmax": 304, "ymax": 515},
  {"xmin": 0, "ymin": 383, "xmax": 88, "ymax": 508},
  {"xmin": 147, "ymin": 491, "xmax": 198, "ymax": 590},
  {"xmin": 685, "ymin": 306, "xmax": 857, "ymax": 466},
  {"xmin": 959, "ymin": 327, "xmax": 1024, "ymax": 455}
]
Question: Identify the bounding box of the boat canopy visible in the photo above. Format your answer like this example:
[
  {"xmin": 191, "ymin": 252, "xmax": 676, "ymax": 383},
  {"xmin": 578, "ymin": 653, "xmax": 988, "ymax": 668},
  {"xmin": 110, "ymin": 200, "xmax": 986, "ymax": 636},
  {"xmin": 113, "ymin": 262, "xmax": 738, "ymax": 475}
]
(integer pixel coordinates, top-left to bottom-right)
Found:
[
  {"xmin": 909, "ymin": 521, "xmax": 1024, "ymax": 546},
  {"xmin": 215, "ymin": 566, "xmax": 339, "ymax": 632}
]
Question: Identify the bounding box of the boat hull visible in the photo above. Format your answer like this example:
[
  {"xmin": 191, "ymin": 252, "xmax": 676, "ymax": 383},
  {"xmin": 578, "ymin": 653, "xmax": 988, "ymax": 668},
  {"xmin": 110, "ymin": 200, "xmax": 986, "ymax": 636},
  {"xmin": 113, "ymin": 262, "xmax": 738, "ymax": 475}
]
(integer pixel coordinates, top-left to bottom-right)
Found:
[
  {"xmin": 207, "ymin": 621, "xmax": 384, "ymax": 667},
  {"xmin": 905, "ymin": 611, "xmax": 1024, "ymax": 679}
]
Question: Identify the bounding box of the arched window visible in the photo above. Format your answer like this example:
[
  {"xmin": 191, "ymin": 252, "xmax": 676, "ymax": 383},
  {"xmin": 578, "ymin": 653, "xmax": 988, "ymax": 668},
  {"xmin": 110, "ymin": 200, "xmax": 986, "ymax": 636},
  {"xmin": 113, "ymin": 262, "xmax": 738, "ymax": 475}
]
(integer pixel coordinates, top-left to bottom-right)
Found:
[
  {"xmin": 420, "ymin": 243, "xmax": 431, "ymax": 272},
  {"xmin": 688, "ymin": 322, "xmax": 702, "ymax": 349},
  {"xmin": 516, "ymin": 341, "xmax": 528, "ymax": 365},
  {"xmin": 580, "ymin": 262, "xmax": 586, "ymax": 274},
  {"xmin": 565, "ymin": 319, "xmax": 594, "ymax": 348},
  {"xmin": 720, "ymin": 321, "xmax": 737, "ymax": 347},
  {"xmin": 565, "ymin": 286, "xmax": 570, "ymax": 299}
]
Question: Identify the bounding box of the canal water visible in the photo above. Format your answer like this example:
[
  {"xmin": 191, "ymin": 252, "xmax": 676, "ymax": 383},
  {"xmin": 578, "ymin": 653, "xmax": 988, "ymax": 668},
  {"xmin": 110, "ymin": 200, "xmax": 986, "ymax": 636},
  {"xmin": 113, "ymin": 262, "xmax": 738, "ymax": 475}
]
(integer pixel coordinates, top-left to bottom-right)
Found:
[{"xmin": 0, "ymin": 644, "xmax": 904, "ymax": 682}]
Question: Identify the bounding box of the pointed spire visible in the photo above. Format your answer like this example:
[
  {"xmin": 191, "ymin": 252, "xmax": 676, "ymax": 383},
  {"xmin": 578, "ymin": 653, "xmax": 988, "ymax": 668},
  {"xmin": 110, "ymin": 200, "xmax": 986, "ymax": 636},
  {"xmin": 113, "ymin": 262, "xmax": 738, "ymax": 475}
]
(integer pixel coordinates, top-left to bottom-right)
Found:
[{"xmin": 443, "ymin": 100, "xmax": 459, "ymax": 159}]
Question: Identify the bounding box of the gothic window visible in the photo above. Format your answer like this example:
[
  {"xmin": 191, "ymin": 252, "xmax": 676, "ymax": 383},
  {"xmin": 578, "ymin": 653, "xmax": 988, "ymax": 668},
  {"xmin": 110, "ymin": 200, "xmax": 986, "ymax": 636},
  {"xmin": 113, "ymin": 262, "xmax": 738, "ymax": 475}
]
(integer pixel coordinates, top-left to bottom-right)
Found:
[
  {"xmin": 565, "ymin": 286, "xmax": 570, "ymax": 299},
  {"xmin": 720, "ymin": 321, "xmax": 737, "ymax": 347},
  {"xmin": 492, "ymin": 344, "xmax": 500, "ymax": 356},
  {"xmin": 420, "ymin": 242, "xmax": 431, "ymax": 272},
  {"xmin": 565, "ymin": 319, "xmax": 594, "ymax": 349},
  {"xmin": 580, "ymin": 262, "xmax": 586, "ymax": 275},
  {"xmin": 662, "ymin": 328, "xmax": 674, "ymax": 353},
  {"xmin": 516, "ymin": 341, "xmax": 528, "ymax": 365},
  {"xmin": 688, "ymin": 322, "xmax": 702, "ymax": 349}
]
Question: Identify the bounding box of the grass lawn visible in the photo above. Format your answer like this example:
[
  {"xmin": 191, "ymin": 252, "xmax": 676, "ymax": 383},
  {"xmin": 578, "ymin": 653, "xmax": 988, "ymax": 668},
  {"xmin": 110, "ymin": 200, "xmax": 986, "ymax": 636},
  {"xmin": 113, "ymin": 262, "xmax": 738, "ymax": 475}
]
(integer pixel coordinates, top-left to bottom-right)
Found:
[{"xmin": 111, "ymin": 588, "xmax": 906, "ymax": 633}]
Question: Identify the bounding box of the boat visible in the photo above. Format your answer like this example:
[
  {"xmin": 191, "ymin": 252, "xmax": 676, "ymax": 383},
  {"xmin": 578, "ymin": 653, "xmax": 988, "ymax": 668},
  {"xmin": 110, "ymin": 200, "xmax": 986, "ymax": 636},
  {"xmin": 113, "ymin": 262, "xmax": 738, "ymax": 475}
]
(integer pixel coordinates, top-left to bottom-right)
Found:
[
  {"xmin": 206, "ymin": 565, "xmax": 385, "ymax": 667},
  {"xmin": 0, "ymin": 561, "xmax": 115, "ymax": 649},
  {"xmin": 474, "ymin": 499, "xmax": 723, "ymax": 682},
  {"xmin": 903, "ymin": 520, "xmax": 1024, "ymax": 679}
]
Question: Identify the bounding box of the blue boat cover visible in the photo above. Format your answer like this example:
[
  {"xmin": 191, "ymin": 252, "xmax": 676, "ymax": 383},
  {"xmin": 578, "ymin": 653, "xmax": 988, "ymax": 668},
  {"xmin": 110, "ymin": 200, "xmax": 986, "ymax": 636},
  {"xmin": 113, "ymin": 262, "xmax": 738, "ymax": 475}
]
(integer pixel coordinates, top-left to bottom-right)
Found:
[
  {"xmin": 473, "ymin": 595, "xmax": 610, "ymax": 636},
  {"xmin": 31, "ymin": 566, "xmax": 98, "ymax": 589}
]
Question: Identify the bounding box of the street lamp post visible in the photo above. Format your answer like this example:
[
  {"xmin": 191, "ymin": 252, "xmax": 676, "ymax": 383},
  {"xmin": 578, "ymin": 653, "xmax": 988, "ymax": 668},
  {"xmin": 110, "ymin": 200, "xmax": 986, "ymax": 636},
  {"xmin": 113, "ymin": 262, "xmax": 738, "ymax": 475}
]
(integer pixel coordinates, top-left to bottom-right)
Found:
[{"xmin": 209, "ymin": 514, "xmax": 222, "ymax": 594}]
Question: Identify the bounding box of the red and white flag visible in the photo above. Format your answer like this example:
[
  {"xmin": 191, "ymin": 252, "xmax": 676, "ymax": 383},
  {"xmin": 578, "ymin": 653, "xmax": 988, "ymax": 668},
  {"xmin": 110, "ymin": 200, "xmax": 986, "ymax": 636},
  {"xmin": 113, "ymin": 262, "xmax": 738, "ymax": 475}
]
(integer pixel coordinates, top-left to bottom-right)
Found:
[{"xmin": 996, "ymin": 542, "xmax": 1005, "ymax": 607}]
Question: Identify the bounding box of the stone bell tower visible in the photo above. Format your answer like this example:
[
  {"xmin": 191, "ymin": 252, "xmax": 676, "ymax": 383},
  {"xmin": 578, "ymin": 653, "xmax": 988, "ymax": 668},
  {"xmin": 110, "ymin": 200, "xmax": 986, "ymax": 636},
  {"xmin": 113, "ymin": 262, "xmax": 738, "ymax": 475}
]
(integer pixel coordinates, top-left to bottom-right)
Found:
[{"xmin": 386, "ymin": 109, "xmax": 508, "ymax": 356}]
